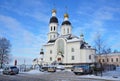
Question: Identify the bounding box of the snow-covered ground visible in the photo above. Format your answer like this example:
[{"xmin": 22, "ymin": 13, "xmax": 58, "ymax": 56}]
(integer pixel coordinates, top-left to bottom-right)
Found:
[
  {"xmin": 24, "ymin": 70, "xmax": 43, "ymax": 74},
  {"xmin": 1, "ymin": 67, "xmax": 120, "ymax": 80},
  {"xmin": 20, "ymin": 67, "xmax": 120, "ymax": 80},
  {"xmin": 78, "ymin": 67, "xmax": 120, "ymax": 81},
  {"xmin": 20, "ymin": 69, "xmax": 46, "ymax": 75}
]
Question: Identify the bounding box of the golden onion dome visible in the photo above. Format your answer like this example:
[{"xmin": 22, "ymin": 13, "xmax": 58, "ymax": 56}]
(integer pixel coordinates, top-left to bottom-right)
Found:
[
  {"xmin": 64, "ymin": 13, "xmax": 69, "ymax": 18},
  {"xmin": 52, "ymin": 9, "xmax": 56, "ymax": 13}
]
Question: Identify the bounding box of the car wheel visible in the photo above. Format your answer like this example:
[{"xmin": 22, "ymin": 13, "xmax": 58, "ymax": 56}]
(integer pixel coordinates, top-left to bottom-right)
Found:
[
  {"xmin": 2, "ymin": 72, "xmax": 5, "ymax": 75},
  {"xmin": 74, "ymin": 72, "xmax": 78, "ymax": 75}
]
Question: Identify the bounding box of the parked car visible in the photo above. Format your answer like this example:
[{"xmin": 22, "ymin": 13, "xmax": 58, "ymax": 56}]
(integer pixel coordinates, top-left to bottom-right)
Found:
[
  {"xmin": 56, "ymin": 65, "xmax": 65, "ymax": 70},
  {"xmin": 73, "ymin": 65, "xmax": 92, "ymax": 75},
  {"xmin": 71, "ymin": 66, "xmax": 75, "ymax": 71},
  {"xmin": 39, "ymin": 66, "xmax": 48, "ymax": 72},
  {"xmin": 3, "ymin": 66, "xmax": 19, "ymax": 75},
  {"xmin": 47, "ymin": 66, "xmax": 56, "ymax": 72}
]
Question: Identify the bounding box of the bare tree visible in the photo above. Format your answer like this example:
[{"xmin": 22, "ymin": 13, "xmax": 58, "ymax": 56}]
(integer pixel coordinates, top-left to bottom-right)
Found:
[
  {"xmin": 94, "ymin": 33, "xmax": 111, "ymax": 76},
  {"xmin": 0, "ymin": 37, "xmax": 11, "ymax": 68},
  {"xmin": 94, "ymin": 33, "xmax": 112, "ymax": 54},
  {"xmin": 94, "ymin": 33, "xmax": 106, "ymax": 54},
  {"xmin": 102, "ymin": 48, "xmax": 112, "ymax": 54}
]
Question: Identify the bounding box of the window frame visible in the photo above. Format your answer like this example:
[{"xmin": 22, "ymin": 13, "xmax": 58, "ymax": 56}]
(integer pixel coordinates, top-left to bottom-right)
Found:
[
  {"xmin": 50, "ymin": 57, "xmax": 52, "ymax": 61},
  {"xmin": 71, "ymin": 48, "xmax": 74, "ymax": 52},
  {"xmin": 50, "ymin": 50, "xmax": 52, "ymax": 54},
  {"xmin": 71, "ymin": 56, "xmax": 75, "ymax": 60},
  {"xmin": 89, "ymin": 55, "xmax": 91, "ymax": 60}
]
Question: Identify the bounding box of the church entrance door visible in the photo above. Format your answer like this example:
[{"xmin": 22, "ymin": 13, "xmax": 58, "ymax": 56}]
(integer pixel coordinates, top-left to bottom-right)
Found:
[{"xmin": 57, "ymin": 58, "xmax": 61, "ymax": 61}]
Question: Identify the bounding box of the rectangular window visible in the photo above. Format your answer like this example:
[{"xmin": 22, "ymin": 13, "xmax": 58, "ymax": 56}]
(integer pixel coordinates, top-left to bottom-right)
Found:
[
  {"xmin": 102, "ymin": 59, "xmax": 104, "ymax": 62},
  {"xmin": 50, "ymin": 57, "xmax": 52, "ymax": 61},
  {"xmin": 116, "ymin": 58, "xmax": 118, "ymax": 62},
  {"xmin": 71, "ymin": 48, "xmax": 74, "ymax": 52},
  {"xmin": 50, "ymin": 50, "xmax": 52, "ymax": 54},
  {"xmin": 89, "ymin": 55, "xmax": 91, "ymax": 60},
  {"xmin": 71, "ymin": 56, "xmax": 75, "ymax": 60},
  {"xmin": 111, "ymin": 58, "xmax": 113, "ymax": 62},
  {"xmin": 107, "ymin": 58, "xmax": 109, "ymax": 62},
  {"xmin": 99, "ymin": 59, "xmax": 101, "ymax": 63}
]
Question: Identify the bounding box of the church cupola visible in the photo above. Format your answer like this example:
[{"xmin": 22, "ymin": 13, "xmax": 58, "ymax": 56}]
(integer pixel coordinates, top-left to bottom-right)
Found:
[
  {"xmin": 40, "ymin": 48, "xmax": 44, "ymax": 55},
  {"xmin": 48, "ymin": 9, "xmax": 59, "ymax": 41},
  {"xmin": 49, "ymin": 9, "xmax": 58, "ymax": 23},
  {"xmin": 62, "ymin": 13, "xmax": 71, "ymax": 25},
  {"xmin": 61, "ymin": 13, "xmax": 72, "ymax": 35},
  {"xmin": 80, "ymin": 33, "xmax": 84, "ymax": 42}
]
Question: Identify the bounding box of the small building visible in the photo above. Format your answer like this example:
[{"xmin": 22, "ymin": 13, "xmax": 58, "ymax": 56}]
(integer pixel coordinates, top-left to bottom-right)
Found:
[
  {"xmin": 96, "ymin": 53, "xmax": 120, "ymax": 66},
  {"xmin": 33, "ymin": 49, "xmax": 45, "ymax": 68}
]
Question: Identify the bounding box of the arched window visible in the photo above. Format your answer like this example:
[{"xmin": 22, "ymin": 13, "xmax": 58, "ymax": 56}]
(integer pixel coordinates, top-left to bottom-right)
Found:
[
  {"xmin": 54, "ymin": 26, "xmax": 55, "ymax": 31},
  {"xmin": 50, "ymin": 35, "xmax": 52, "ymax": 39},
  {"xmin": 51, "ymin": 26, "xmax": 52, "ymax": 31},
  {"xmin": 57, "ymin": 39, "xmax": 64, "ymax": 54},
  {"xmin": 67, "ymin": 28, "xmax": 69, "ymax": 33},
  {"xmin": 63, "ymin": 29, "xmax": 65, "ymax": 34}
]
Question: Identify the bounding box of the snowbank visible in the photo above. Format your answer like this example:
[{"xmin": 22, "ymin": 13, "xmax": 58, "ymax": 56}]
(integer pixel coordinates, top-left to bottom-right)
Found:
[
  {"xmin": 22, "ymin": 70, "xmax": 44, "ymax": 74},
  {"xmin": 0, "ymin": 69, "xmax": 3, "ymax": 71},
  {"xmin": 78, "ymin": 67, "xmax": 120, "ymax": 81},
  {"xmin": 0, "ymin": 69, "xmax": 3, "ymax": 74},
  {"xmin": 79, "ymin": 75, "xmax": 120, "ymax": 81}
]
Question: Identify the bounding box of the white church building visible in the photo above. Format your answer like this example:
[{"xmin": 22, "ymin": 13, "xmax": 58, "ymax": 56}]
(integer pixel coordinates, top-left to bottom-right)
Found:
[{"xmin": 33, "ymin": 9, "xmax": 96, "ymax": 66}]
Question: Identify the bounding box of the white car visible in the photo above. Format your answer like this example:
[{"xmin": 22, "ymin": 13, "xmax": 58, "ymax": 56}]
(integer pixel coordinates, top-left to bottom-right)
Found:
[
  {"xmin": 3, "ymin": 66, "xmax": 19, "ymax": 75},
  {"xmin": 56, "ymin": 65, "xmax": 65, "ymax": 70}
]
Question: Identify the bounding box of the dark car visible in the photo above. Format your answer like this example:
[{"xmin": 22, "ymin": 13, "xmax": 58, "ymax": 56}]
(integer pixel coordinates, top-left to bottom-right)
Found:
[
  {"xmin": 39, "ymin": 66, "xmax": 48, "ymax": 72},
  {"xmin": 73, "ymin": 65, "xmax": 92, "ymax": 75},
  {"xmin": 71, "ymin": 66, "xmax": 75, "ymax": 71},
  {"xmin": 3, "ymin": 66, "xmax": 19, "ymax": 75}
]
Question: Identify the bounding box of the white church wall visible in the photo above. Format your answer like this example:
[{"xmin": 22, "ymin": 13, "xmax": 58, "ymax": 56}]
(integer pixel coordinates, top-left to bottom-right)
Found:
[
  {"xmin": 44, "ymin": 44, "xmax": 55, "ymax": 64},
  {"xmin": 80, "ymin": 49, "xmax": 95, "ymax": 63},
  {"xmin": 66, "ymin": 41, "xmax": 80, "ymax": 63}
]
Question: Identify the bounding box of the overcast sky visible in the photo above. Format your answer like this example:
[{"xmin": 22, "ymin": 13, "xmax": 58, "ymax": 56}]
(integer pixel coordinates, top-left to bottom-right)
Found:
[{"xmin": 0, "ymin": 0, "xmax": 120, "ymax": 65}]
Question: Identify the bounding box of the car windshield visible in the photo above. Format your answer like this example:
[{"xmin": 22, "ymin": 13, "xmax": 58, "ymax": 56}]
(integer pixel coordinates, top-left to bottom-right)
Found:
[
  {"xmin": 75, "ymin": 65, "xmax": 89, "ymax": 68},
  {"xmin": 10, "ymin": 67, "xmax": 17, "ymax": 69}
]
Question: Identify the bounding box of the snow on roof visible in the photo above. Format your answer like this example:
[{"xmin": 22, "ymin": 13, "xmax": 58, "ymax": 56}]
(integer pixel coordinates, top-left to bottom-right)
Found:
[
  {"xmin": 99, "ymin": 53, "xmax": 120, "ymax": 56},
  {"xmin": 67, "ymin": 37, "xmax": 80, "ymax": 42},
  {"xmin": 44, "ymin": 43, "xmax": 54, "ymax": 46}
]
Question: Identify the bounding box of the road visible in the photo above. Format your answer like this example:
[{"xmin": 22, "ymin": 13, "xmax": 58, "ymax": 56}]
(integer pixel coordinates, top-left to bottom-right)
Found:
[{"xmin": 0, "ymin": 70, "xmax": 118, "ymax": 81}]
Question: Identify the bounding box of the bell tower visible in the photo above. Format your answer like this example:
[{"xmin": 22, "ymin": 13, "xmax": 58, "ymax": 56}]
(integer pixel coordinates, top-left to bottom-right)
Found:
[
  {"xmin": 48, "ymin": 9, "xmax": 59, "ymax": 41},
  {"xmin": 61, "ymin": 13, "xmax": 72, "ymax": 35}
]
